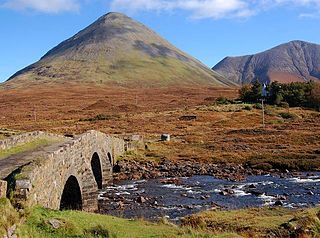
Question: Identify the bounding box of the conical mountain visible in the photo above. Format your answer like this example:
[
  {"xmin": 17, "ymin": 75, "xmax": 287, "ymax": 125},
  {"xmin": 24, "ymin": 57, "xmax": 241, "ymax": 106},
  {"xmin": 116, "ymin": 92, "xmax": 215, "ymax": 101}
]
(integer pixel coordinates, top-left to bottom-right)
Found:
[
  {"xmin": 6, "ymin": 12, "xmax": 234, "ymax": 88},
  {"xmin": 213, "ymin": 40, "xmax": 320, "ymax": 84}
]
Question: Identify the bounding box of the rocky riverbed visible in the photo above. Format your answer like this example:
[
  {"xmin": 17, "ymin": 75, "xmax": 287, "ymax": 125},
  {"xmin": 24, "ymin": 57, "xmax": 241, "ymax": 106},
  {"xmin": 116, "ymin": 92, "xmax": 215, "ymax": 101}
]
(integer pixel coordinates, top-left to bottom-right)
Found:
[
  {"xmin": 99, "ymin": 160, "xmax": 320, "ymax": 222},
  {"xmin": 99, "ymin": 174, "xmax": 320, "ymax": 221},
  {"xmin": 113, "ymin": 159, "xmax": 295, "ymax": 182}
]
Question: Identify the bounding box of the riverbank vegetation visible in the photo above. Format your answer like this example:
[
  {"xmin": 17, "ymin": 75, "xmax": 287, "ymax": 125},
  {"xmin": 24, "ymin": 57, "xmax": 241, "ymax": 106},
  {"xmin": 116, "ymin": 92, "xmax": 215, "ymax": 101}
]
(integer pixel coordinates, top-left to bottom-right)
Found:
[
  {"xmin": 0, "ymin": 198, "xmax": 236, "ymax": 238},
  {"xmin": 1, "ymin": 198, "xmax": 320, "ymax": 238},
  {"xmin": 183, "ymin": 207, "xmax": 320, "ymax": 237}
]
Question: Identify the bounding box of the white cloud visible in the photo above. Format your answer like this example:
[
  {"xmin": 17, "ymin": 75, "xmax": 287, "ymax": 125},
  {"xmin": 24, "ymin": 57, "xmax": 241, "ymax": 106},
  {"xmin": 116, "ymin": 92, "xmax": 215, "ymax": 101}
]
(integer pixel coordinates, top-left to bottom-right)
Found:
[
  {"xmin": 1, "ymin": 0, "xmax": 80, "ymax": 13},
  {"xmin": 110, "ymin": 0, "xmax": 254, "ymax": 19},
  {"xmin": 110, "ymin": 0, "xmax": 320, "ymax": 19},
  {"xmin": 3, "ymin": 0, "xmax": 320, "ymax": 17}
]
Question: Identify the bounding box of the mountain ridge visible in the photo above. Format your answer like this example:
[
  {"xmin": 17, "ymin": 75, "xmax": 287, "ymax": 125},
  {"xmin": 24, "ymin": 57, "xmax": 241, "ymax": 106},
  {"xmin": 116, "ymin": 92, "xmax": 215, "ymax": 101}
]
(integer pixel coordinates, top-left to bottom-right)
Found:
[{"xmin": 213, "ymin": 40, "xmax": 320, "ymax": 84}]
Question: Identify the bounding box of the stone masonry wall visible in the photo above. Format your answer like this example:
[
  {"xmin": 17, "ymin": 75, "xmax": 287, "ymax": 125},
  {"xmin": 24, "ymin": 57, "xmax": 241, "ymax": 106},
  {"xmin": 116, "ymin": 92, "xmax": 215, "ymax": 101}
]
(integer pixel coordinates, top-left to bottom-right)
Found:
[
  {"xmin": 13, "ymin": 130, "xmax": 125, "ymax": 212},
  {"xmin": 0, "ymin": 180, "xmax": 7, "ymax": 198},
  {"xmin": 0, "ymin": 131, "xmax": 64, "ymax": 150},
  {"xmin": 110, "ymin": 137, "xmax": 125, "ymax": 163}
]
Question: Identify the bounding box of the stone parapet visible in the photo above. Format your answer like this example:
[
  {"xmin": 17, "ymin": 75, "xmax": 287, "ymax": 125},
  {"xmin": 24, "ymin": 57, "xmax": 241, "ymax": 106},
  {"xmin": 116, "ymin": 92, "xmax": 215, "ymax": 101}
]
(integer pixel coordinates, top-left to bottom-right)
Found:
[{"xmin": 0, "ymin": 131, "xmax": 65, "ymax": 150}]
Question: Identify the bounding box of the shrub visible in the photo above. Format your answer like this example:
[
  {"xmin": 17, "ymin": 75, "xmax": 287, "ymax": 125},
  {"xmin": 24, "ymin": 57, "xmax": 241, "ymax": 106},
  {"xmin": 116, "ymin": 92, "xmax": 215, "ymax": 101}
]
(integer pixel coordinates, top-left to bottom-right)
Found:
[
  {"xmin": 310, "ymin": 82, "xmax": 320, "ymax": 111},
  {"xmin": 279, "ymin": 112, "xmax": 298, "ymax": 120},
  {"xmin": 215, "ymin": 97, "xmax": 230, "ymax": 105},
  {"xmin": 80, "ymin": 114, "xmax": 120, "ymax": 122},
  {"xmin": 253, "ymin": 103, "xmax": 262, "ymax": 109},
  {"xmin": 243, "ymin": 105, "xmax": 252, "ymax": 111},
  {"xmin": 239, "ymin": 84, "xmax": 253, "ymax": 102},
  {"xmin": 250, "ymin": 162, "xmax": 273, "ymax": 171},
  {"xmin": 263, "ymin": 105, "xmax": 275, "ymax": 116},
  {"xmin": 84, "ymin": 225, "xmax": 110, "ymax": 238},
  {"xmin": 279, "ymin": 102, "xmax": 290, "ymax": 109}
]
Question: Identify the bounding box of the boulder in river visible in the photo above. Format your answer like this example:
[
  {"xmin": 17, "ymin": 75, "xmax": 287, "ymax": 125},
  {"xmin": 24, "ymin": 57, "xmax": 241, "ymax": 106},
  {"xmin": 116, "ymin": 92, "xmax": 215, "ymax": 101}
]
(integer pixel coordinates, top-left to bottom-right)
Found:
[
  {"xmin": 117, "ymin": 201, "xmax": 125, "ymax": 209},
  {"xmin": 307, "ymin": 191, "xmax": 314, "ymax": 195},
  {"xmin": 274, "ymin": 200, "xmax": 284, "ymax": 206},
  {"xmin": 247, "ymin": 190, "xmax": 264, "ymax": 196},
  {"xmin": 277, "ymin": 195, "xmax": 288, "ymax": 201},
  {"xmin": 137, "ymin": 196, "xmax": 147, "ymax": 203},
  {"xmin": 219, "ymin": 189, "xmax": 235, "ymax": 196}
]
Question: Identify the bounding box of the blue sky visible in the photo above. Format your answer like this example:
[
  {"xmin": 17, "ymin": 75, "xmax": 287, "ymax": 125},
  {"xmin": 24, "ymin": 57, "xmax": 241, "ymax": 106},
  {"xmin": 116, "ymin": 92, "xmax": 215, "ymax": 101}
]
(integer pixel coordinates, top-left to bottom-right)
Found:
[{"xmin": 0, "ymin": 0, "xmax": 320, "ymax": 82}]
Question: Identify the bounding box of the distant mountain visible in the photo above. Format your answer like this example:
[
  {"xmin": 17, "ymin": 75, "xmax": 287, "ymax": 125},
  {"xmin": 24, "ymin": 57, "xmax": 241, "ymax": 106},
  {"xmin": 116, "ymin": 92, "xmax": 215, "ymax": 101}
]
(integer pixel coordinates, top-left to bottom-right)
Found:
[
  {"xmin": 6, "ymin": 12, "xmax": 234, "ymax": 88},
  {"xmin": 213, "ymin": 40, "xmax": 320, "ymax": 84}
]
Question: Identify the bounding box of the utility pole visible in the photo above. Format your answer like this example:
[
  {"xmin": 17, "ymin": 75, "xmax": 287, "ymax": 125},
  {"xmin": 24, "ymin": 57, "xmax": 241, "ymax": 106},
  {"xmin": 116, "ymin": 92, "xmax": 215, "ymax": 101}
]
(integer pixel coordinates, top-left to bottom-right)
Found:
[
  {"xmin": 261, "ymin": 82, "xmax": 267, "ymax": 128},
  {"xmin": 261, "ymin": 99, "xmax": 265, "ymax": 128}
]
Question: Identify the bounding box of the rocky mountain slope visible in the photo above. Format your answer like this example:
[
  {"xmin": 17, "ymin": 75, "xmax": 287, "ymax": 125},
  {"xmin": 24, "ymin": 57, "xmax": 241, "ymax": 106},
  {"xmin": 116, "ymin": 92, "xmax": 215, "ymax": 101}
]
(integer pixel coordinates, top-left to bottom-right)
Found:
[
  {"xmin": 6, "ymin": 12, "xmax": 234, "ymax": 88},
  {"xmin": 213, "ymin": 40, "xmax": 320, "ymax": 84}
]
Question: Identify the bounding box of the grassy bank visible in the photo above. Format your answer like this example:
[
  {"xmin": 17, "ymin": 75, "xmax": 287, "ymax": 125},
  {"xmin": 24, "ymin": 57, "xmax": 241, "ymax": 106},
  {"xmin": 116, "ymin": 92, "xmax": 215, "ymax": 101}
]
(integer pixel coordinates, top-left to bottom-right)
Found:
[
  {"xmin": 2, "ymin": 198, "xmax": 320, "ymax": 237},
  {"xmin": 182, "ymin": 207, "xmax": 320, "ymax": 238},
  {"xmin": 18, "ymin": 208, "xmax": 218, "ymax": 238},
  {"xmin": 0, "ymin": 199, "xmax": 237, "ymax": 238}
]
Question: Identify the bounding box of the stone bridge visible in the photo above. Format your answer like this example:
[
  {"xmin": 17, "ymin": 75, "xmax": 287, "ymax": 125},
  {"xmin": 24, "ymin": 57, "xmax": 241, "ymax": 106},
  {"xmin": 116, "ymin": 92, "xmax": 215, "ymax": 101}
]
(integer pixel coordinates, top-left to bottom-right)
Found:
[{"xmin": 0, "ymin": 130, "xmax": 125, "ymax": 212}]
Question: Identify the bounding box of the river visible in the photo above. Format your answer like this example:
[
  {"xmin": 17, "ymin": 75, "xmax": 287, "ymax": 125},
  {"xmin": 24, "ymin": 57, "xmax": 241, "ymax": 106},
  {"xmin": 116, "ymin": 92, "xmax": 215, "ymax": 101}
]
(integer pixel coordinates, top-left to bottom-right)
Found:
[{"xmin": 98, "ymin": 173, "xmax": 320, "ymax": 222}]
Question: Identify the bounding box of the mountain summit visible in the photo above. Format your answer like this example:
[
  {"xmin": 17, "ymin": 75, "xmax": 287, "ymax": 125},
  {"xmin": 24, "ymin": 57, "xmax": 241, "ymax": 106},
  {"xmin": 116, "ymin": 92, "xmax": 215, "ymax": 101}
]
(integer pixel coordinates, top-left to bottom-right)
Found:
[
  {"xmin": 213, "ymin": 40, "xmax": 320, "ymax": 84},
  {"xmin": 7, "ymin": 12, "xmax": 233, "ymax": 88}
]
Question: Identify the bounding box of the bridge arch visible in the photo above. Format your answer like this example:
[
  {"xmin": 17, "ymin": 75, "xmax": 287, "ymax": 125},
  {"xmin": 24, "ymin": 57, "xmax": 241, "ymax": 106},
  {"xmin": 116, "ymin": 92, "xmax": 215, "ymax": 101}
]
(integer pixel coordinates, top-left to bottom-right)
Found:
[
  {"xmin": 91, "ymin": 152, "xmax": 103, "ymax": 189},
  {"xmin": 60, "ymin": 175, "xmax": 82, "ymax": 210}
]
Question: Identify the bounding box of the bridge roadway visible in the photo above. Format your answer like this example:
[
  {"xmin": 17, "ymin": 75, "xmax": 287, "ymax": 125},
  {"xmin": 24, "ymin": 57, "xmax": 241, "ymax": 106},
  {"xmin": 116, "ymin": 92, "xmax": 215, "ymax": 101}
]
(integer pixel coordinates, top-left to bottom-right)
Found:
[{"xmin": 0, "ymin": 140, "xmax": 70, "ymax": 180}]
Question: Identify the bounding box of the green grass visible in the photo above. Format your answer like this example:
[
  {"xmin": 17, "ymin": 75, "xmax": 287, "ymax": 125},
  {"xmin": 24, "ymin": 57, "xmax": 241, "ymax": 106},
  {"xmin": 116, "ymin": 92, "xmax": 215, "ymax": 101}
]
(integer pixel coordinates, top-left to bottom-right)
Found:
[
  {"xmin": 0, "ymin": 198, "xmax": 20, "ymax": 236},
  {"xmin": 17, "ymin": 207, "xmax": 235, "ymax": 238},
  {"xmin": 2, "ymin": 199, "xmax": 320, "ymax": 238},
  {"xmin": 182, "ymin": 207, "xmax": 320, "ymax": 238},
  {"xmin": 0, "ymin": 139, "xmax": 57, "ymax": 160}
]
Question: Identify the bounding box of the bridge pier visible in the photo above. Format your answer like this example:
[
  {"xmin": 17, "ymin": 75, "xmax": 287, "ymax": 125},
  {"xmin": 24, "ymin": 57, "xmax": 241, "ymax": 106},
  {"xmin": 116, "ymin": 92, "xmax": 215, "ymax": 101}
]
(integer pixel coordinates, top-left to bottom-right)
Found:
[
  {"xmin": 82, "ymin": 191, "xmax": 99, "ymax": 212},
  {"xmin": 81, "ymin": 175, "xmax": 101, "ymax": 212}
]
